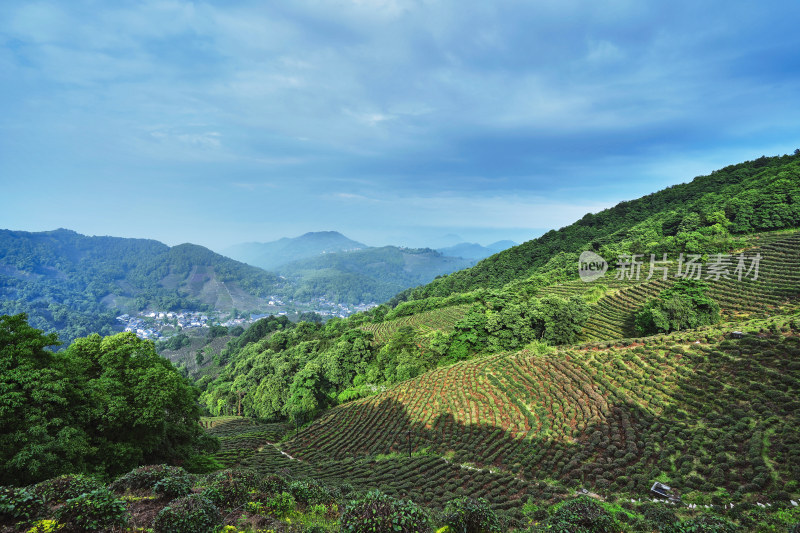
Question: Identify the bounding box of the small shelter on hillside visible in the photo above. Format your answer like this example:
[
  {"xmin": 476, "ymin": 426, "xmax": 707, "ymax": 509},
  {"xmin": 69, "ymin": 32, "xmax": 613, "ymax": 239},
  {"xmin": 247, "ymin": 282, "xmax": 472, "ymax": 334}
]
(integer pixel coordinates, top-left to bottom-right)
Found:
[
  {"xmin": 731, "ymin": 331, "xmax": 744, "ymax": 339},
  {"xmin": 650, "ymin": 481, "xmax": 681, "ymax": 501}
]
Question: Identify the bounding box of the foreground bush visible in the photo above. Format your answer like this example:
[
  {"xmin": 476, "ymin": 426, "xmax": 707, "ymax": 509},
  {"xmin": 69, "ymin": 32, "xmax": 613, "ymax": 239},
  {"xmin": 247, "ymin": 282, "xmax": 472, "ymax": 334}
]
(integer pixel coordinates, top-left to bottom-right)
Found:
[
  {"xmin": 680, "ymin": 514, "xmax": 739, "ymax": 532},
  {"xmin": 289, "ymin": 478, "xmax": 336, "ymax": 505},
  {"xmin": 153, "ymin": 472, "xmax": 195, "ymax": 499},
  {"xmin": 153, "ymin": 493, "xmax": 221, "ymax": 533},
  {"xmin": 443, "ymin": 496, "xmax": 501, "ymax": 533},
  {"xmin": 0, "ymin": 486, "xmax": 45, "ymax": 522},
  {"xmin": 201, "ymin": 469, "xmax": 259, "ymax": 510},
  {"xmin": 33, "ymin": 474, "xmax": 104, "ymax": 504},
  {"xmin": 54, "ymin": 487, "xmax": 128, "ymax": 532},
  {"xmin": 340, "ymin": 490, "xmax": 430, "ymax": 533},
  {"xmin": 531, "ymin": 496, "xmax": 618, "ymax": 533},
  {"xmin": 246, "ymin": 491, "xmax": 295, "ymax": 519},
  {"xmin": 110, "ymin": 464, "xmax": 189, "ymax": 494}
]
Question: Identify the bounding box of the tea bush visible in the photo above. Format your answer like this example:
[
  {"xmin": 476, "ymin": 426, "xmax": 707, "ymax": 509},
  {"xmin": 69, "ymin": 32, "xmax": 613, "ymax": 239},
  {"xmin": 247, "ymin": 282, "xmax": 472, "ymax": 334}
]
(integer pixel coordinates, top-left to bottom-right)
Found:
[
  {"xmin": 54, "ymin": 487, "xmax": 128, "ymax": 532},
  {"xmin": 0, "ymin": 486, "xmax": 45, "ymax": 522},
  {"xmin": 152, "ymin": 493, "xmax": 221, "ymax": 533},
  {"xmin": 340, "ymin": 490, "xmax": 430, "ymax": 533},
  {"xmin": 153, "ymin": 472, "xmax": 195, "ymax": 499},
  {"xmin": 32, "ymin": 474, "xmax": 104, "ymax": 504},
  {"xmin": 110, "ymin": 464, "xmax": 188, "ymax": 494},
  {"xmin": 442, "ymin": 496, "xmax": 501, "ymax": 533},
  {"xmin": 532, "ymin": 497, "xmax": 618, "ymax": 533}
]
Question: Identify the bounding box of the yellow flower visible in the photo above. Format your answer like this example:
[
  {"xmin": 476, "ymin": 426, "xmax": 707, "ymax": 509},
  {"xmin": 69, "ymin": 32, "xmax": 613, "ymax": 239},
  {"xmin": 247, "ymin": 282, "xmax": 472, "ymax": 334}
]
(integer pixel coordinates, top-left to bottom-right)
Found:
[{"xmin": 27, "ymin": 520, "xmax": 63, "ymax": 533}]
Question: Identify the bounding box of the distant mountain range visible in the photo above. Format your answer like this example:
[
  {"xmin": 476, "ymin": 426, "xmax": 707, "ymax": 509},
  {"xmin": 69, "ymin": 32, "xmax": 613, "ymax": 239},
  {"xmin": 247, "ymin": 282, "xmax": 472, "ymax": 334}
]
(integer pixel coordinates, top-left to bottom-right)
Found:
[
  {"xmin": 223, "ymin": 231, "xmax": 367, "ymax": 271},
  {"xmin": 435, "ymin": 240, "xmax": 517, "ymax": 261},
  {"xmin": 277, "ymin": 246, "xmax": 474, "ymax": 304},
  {"xmin": 223, "ymin": 231, "xmax": 515, "ymax": 303},
  {"xmin": 0, "ymin": 229, "xmax": 513, "ymax": 343}
]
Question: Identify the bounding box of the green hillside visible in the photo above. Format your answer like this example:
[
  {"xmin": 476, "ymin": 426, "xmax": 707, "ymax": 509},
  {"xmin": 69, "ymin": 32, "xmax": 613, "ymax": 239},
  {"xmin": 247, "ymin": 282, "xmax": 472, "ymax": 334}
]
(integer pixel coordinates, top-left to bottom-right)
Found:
[
  {"xmin": 4, "ymin": 153, "xmax": 800, "ymax": 532},
  {"xmin": 189, "ymin": 153, "xmax": 800, "ymax": 530},
  {"xmin": 0, "ymin": 229, "xmax": 286, "ymax": 344},
  {"xmin": 390, "ymin": 152, "xmax": 800, "ymax": 305},
  {"xmin": 284, "ymin": 316, "xmax": 800, "ymax": 510}
]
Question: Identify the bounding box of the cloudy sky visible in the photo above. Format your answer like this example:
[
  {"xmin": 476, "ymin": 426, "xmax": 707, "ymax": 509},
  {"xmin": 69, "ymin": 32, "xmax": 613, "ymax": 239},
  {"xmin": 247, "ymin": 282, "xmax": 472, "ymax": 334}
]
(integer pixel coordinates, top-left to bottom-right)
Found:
[{"xmin": 1, "ymin": 1, "xmax": 799, "ymax": 251}]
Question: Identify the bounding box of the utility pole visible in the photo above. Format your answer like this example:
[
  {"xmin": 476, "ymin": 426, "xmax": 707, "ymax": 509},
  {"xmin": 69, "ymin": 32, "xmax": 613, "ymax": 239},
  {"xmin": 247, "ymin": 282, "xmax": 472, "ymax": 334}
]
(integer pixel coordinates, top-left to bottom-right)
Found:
[{"xmin": 407, "ymin": 430, "xmax": 412, "ymax": 458}]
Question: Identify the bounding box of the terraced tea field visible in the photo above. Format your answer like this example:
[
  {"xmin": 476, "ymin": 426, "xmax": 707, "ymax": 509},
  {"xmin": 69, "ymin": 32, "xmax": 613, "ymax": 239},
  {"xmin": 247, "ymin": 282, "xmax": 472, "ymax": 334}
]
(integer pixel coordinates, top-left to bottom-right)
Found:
[
  {"xmin": 285, "ymin": 315, "xmax": 800, "ymax": 502},
  {"xmin": 549, "ymin": 230, "xmax": 800, "ymax": 342},
  {"xmin": 205, "ymin": 417, "xmax": 292, "ymax": 467},
  {"xmin": 359, "ymin": 304, "xmax": 472, "ymax": 344}
]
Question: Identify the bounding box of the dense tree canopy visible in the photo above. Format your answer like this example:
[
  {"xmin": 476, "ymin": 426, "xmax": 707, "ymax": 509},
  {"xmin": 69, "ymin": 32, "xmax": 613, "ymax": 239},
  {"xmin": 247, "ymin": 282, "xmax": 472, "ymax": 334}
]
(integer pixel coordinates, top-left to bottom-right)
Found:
[
  {"xmin": 635, "ymin": 280, "xmax": 721, "ymax": 335},
  {"xmin": 0, "ymin": 314, "xmax": 216, "ymax": 485}
]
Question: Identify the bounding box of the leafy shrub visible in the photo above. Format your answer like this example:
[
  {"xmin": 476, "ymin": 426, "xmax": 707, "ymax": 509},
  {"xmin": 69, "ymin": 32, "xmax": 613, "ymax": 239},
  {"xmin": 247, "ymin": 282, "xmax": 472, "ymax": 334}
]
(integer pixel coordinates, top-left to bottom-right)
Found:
[
  {"xmin": 680, "ymin": 515, "xmax": 738, "ymax": 532},
  {"xmin": 25, "ymin": 519, "xmax": 63, "ymax": 532},
  {"xmin": 289, "ymin": 479, "xmax": 333, "ymax": 505},
  {"xmin": 639, "ymin": 502, "xmax": 680, "ymax": 533},
  {"xmin": 442, "ymin": 496, "xmax": 501, "ymax": 533},
  {"xmin": 200, "ymin": 470, "xmax": 258, "ymax": 510},
  {"xmin": 32, "ymin": 474, "xmax": 104, "ymax": 504},
  {"xmin": 340, "ymin": 490, "xmax": 431, "ymax": 533},
  {"xmin": 183, "ymin": 454, "xmax": 224, "ymax": 474},
  {"xmin": 153, "ymin": 472, "xmax": 195, "ymax": 499},
  {"xmin": 522, "ymin": 499, "xmax": 548, "ymax": 522},
  {"xmin": 246, "ymin": 491, "xmax": 295, "ymax": 519},
  {"xmin": 152, "ymin": 494, "xmax": 221, "ymax": 533},
  {"xmin": 0, "ymin": 486, "xmax": 45, "ymax": 521},
  {"xmin": 534, "ymin": 496, "xmax": 618, "ymax": 533},
  {"xmin": 260, "ymin": 473, "xmax": 289, "ymax": 495},
  {"xmin": 54, "ymin": 487, "xmax": 128, "ymax": 532},
  {"xmin": 110, "ymin": 464, "xmax": 188, "ymax": 494}
]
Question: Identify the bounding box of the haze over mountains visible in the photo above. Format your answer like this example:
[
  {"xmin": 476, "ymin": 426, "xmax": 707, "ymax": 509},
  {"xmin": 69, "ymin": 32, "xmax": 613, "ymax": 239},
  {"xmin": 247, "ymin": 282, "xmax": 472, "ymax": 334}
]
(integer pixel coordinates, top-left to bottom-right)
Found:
[
  {"xmin": 222, "ymin": 231, "xmax": 516, "ymax": 303},
  {"xmin": 223, "ymin": 231, "xmax": 368, "ymax": 271},
  {"xmin": 223, "ymin": 231, "xmax": 517, "ymax": 270}
]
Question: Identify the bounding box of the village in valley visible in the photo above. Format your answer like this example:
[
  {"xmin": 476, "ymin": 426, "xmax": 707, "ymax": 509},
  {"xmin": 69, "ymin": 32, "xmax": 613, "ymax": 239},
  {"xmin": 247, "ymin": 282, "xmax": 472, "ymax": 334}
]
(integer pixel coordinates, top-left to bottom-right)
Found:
[{"xmin": 116, "ymin": 298, "xmax": 377, "ymax": 340}]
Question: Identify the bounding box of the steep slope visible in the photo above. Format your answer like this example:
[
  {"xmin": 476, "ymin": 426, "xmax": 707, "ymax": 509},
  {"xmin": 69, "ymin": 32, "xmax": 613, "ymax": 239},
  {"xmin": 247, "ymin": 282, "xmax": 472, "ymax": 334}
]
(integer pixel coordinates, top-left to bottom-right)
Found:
[
  {"xmin": 392, "ymin": 153, "xmax": 800, "ymax": 304},
  {"xmin": 0, "ymin": 229, "xmax": 285, "ymax": 343},
  {"xmin": 283, "ymin": 319, "xmax": 800, "ymax": 504},
  {"xmin": 196, "ymin": 153, "xmax": 800, "ymax": 520},
  {"xmin": 224, "ymin": 231, "xmax": 367, "ymax": 271}
]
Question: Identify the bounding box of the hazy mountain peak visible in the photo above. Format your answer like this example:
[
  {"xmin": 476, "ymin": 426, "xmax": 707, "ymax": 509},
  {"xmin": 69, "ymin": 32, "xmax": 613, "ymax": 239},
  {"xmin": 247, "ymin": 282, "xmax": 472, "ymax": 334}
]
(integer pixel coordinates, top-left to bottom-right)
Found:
[{"xmin": 224, "ymin": 231, "xmax": 367, "ymax": 271}]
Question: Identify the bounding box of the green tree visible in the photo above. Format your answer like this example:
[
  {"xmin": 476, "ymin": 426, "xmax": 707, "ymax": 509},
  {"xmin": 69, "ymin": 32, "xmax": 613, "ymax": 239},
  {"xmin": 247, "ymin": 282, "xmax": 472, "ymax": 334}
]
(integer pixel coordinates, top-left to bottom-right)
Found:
[
  {"xmin": 635, "ymin": 280, "xmax": 720, "ymax": 335},
  {"xmin": 0, "ymin": 314, "xmax": 88, "ymax": 485},
  {"xmin": 66, "ymin": 332, "xmax": 217, "ymax": 477}
]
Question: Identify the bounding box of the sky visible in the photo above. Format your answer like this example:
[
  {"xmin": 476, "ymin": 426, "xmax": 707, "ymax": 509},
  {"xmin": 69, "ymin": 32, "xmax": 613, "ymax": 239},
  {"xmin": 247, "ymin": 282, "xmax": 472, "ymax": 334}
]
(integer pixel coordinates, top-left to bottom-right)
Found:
[{"xmin": 1, "ymin": 1, "xmax": 799, "ymax": 252}]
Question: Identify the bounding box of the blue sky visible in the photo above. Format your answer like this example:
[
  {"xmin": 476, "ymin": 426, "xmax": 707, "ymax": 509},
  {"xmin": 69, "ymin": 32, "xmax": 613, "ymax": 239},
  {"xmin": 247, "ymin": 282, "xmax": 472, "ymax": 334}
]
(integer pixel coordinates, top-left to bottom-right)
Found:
[{"xmin": 1, "ymin": 1, "xmax": 799, "ymax": 252}]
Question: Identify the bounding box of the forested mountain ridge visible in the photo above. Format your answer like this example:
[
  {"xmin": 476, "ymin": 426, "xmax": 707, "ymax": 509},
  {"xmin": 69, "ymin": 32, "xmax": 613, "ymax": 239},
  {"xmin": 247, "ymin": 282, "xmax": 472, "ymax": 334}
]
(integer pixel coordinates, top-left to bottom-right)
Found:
[
  {"xmin": 390, "ymin": 152, "xmax": 800, "ymax": 304},
  {"xmin": 0, "ymin": 229, "xmax": 285, "ymax": 344}
]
